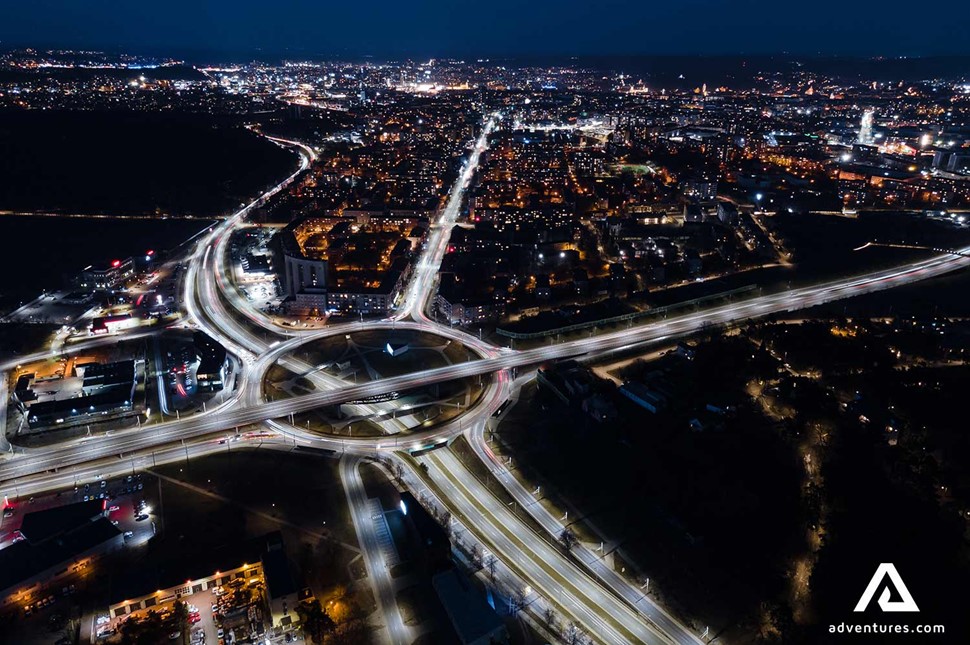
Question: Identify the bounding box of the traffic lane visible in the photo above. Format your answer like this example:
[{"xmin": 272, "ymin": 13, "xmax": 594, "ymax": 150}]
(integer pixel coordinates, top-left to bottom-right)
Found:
[
  {"xmin": 422, "ymin": 448, "xmax": 666, "ymax": 645},
  {"xmin": 5, "ymin": 242, "xmax": 970, "ymax": 485},
  {"xmin": 465, "ymin": 425, "xmax": 701, "ymax": 645}
]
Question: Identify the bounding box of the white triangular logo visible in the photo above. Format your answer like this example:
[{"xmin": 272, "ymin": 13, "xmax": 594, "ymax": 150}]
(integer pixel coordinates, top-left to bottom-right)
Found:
[{"xmin": 853, "ymin": 563, "xmax": 920, "ymax": 612}]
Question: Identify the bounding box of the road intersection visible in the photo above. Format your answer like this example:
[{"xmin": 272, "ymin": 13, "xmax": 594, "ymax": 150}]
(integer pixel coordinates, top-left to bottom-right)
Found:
[{"xmin": 3, "ymin": 117, "xmax": 969, "ymax": 644}]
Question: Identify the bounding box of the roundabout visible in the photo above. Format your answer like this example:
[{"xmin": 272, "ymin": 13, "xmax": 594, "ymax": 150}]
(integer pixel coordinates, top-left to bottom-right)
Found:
[{"xmin": 260, "ymin": 327, "xmax": 495, "ymax": 439}]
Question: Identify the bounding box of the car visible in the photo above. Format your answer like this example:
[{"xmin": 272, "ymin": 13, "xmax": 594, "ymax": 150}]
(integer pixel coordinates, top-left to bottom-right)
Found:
[
  {"xmin": 108, "ymin": 505, "xmax": 120, "ymax": 512},
  {"xmin": 169, "ymin": 632, "xmax": 181, "ymax": 640},
  {"xmin": 2, "ymin": 507, "xmax": 13, "ymax": 518},
  {"xmin": 100, "ymin": 480, "xmax": 107, "ymax": 488},
  {"xmin": 123, "ymin": 531, "xmax": 134, "ymax": 539},
  {"xmin": 135, "ymin": 514, "xmax": 149, "ymax": 522}
]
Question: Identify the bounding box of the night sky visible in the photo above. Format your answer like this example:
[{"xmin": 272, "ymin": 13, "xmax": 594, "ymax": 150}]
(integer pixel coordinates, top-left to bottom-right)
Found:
[{"xmin": 2, "ymin": 0, "xmax": 969, "ymax": 58}]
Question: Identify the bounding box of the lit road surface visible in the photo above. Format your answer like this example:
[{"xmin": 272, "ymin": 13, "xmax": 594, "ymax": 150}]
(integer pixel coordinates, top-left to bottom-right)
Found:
[
  {"xmin": 0, "ymin": 372, "xmax": 9, "ymax": 453},
  {"xmin": 0, "ymin": 250, "xmax": 970, "ymax": 644},
  {"xmin": 418, "ymin": 448, "xmax": 670, "ymax": 644},
  {"xmin": 4, "ymin": 247, "xmax": 970, "ymax": 483},
  {"xmin": 340, "ymin": 455, "xmax": 409, "ymax": 645},
  {"xmin": 464, "ymin": 390, "xmax": 698, "ymax": 643},
  {"xmin": 0, "ymin": 328, "xmax": 159, "ymax": 372},
  {"xmin": 396, "ymin": 114, "xmax": 500, "ymax": 323}
]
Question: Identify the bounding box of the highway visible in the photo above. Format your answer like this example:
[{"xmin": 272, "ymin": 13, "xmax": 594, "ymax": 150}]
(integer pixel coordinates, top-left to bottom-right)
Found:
[
  {"xmin": 463, "ymin": 382, "xmax": 698, "ymax": 643},
  {"xmin": 5, "ymin": 117, "xmax": 970, "ymax": 644},
  {"xmin": 417, "ymin": 446, "xmax": 670, "ymax": 644}
]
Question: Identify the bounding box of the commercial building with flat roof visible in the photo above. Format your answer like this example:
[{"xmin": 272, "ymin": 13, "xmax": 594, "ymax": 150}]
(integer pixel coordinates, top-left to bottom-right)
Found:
[
  {"xmin": 106, "ymin": 530, "xmax": 300, "ymax": 638},
  {"xmin": 0, "ymin": 500, "xmax": 121, "ymax": 607},
  {"xmin": 78, "ymin": 257, "xmax": 134, "ymax": 290}
]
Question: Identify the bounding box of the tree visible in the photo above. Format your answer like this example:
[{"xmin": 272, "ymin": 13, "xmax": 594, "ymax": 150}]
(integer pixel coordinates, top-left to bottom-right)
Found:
[
  {"xmin": 470, "ymin": 543, "xmax": 481, "ymax": 567},
  {"xmin": 296, "ymin": 599, "xmax": 336, "ymax": 643},
  {"xmin": 559, "ymin": 528, "xmax": 577, "ymax": 551},
  {"xmin": 543, "ymin": 606, "xmax": 557, "ymax": 632},
  {"xmin": 484, "ymin": 554, "xmax": 497, "ymax": 581},
  {"xmin": 173, "ymin": 600, "xmax": 190, "ymax": 645},
  {"xmin": 62, "ymin": 616, "xmax": 80, "ymax": 645}
]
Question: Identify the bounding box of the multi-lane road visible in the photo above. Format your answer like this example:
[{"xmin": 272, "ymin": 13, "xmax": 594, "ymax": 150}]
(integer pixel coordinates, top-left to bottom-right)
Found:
[{"xmin": 3, "ymin": 116, "xmax": 970, "ymax": 644}]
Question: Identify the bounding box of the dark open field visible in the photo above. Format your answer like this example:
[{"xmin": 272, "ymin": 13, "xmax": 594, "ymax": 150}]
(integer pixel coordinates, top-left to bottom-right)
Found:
[{"xmin": 0, "ymin": 110, "xmax": 297, "ymax": 217}]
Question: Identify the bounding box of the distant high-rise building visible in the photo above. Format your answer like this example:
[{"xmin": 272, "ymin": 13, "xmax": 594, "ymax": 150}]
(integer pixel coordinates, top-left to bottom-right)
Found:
[{"xmin": 858, "ymin": 109, "xmax": 875, "ymax": 145}]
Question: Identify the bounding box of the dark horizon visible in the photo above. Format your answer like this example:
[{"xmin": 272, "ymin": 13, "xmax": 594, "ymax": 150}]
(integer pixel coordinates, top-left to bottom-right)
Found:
[
  {"xmin": 4, "ymin": 0, "xmax": 970, "ymax": 61},
  {"xmin": 8, "ymin": 41, "xmax": 970, "ymax": 64}
]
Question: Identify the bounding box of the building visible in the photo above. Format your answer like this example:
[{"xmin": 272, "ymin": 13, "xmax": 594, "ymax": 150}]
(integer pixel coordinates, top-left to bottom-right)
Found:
[
  {"xmin": 78, "ymin": 258, "xmax": 134, "ymax": 290},
  {"xmin": 537, "ymin": 361, "xmax": 595, "ymax": 404},
  {"xmin": 619, "ymin": 381, "xmax": 669, "ymax": 414},
  {"xmin": 25, "ymin": 360, "xmax": 138, "ymax": 430},
  {"xmin": 681, "ymin": 173, "xmax": 718, "ymax": 201},
  {"xmin": 385, "ymin": 342, "xmax": 410, "ymax": 357},
  {"xmin": 281, "ymin": 253, "xmax": 329, "ymax": 311},
  {"xmin": 537, "ymin": 360, "xmax": 618, "ymax": 423},
  {"xmin": 277, "ymin": 217, "xmax": 422, "ymax": 316},
  {"xmin": 77, "ymin": 360, "xmax": 136, "ymax": 396},
  {"xmin": 1, "ymin": 500, "xmax": 122, "ymax": 607},
  {"xmin": 106, "ymin": 533, "xmax": 287, "ymax": 620},
  {"xmin": 242, "ymin": 253, "xmax": 272, "ymax": 275},
  {"xmin": 262, "ymin": 534, "xmax": 300, "ymax": 633},
  {"xmin": 90, "ymin": 314, "xmax": 137, "ymax": 335},
  {"xmin": 194, "ymin": 331, "xmax": 228, "ymax": 392},
  {"xmin": 683, "ymin": 202, "xmax": 704, "ymax": 223},
  {"xmin": 716, "ymin": 202, "xmax": 739, "ymax": 225},
  {"xmin": 400, "ymin": 492, "xmax": 450, "ymax": 571},
  {"xmin": 432, "ymin": 569, "xmax": 508, "ymax": 645},
  {"xmin": 26, "ymin": 388, "xmax": 136, "ymax": 430}
]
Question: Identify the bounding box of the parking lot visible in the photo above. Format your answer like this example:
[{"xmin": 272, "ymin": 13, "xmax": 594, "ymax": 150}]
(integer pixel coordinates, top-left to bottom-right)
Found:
[
  {"xmin": 1, "ymin": 474, "xmax": 155, "ymax": 552},
  {"xmin": 95, "ymin": 577, "xmax": 268, "ymax": 645},
  {"xmin": 96, "ymin": 589, "xmax": 218, "ymax": 644}
]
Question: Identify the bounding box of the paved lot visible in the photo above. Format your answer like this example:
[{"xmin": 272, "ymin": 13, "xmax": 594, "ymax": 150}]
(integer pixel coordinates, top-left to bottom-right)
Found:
[{"xmin": 1, "ymin": 475, "xmax": 154, "ymax": 551}]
